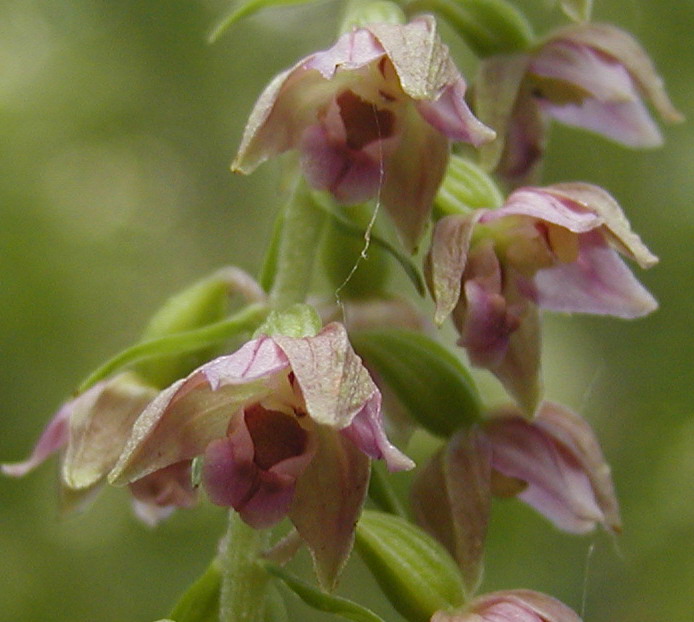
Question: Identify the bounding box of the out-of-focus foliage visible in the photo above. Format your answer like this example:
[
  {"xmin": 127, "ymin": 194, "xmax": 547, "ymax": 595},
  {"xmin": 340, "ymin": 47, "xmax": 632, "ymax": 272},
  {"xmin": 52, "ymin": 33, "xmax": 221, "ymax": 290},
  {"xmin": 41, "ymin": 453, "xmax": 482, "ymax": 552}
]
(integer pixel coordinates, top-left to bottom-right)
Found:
[{"xmin": 0, "ymin": 1, "xmax": 692, "ymax": 621}]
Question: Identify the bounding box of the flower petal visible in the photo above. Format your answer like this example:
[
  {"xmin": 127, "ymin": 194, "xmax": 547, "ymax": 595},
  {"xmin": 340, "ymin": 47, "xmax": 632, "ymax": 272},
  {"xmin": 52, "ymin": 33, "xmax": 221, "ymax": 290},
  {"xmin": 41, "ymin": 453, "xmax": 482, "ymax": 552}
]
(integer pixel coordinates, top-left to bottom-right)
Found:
[
  {"xmin": 341, "ymin": 392, "xmax": 414, "ymax": 472},
  {"xmin": 474, "ymin": 54, "xmax": 531, "ymax": 173},
  {"xmin": 62, "ymin": 373, "xmax": 158, "ymax": 489},
  {"xmin": 462, "ymin": 589, "xmax": 582, "ymax": 622},
  {"xmin": 427, "ymin": 212, "xmax": 485, "ymax": 325},
  {"xmin": 547, "ymin": 23, "xmax": 683, "ymax": 124},
  {"xmin": 109, "ymin": 337, "xmax": 290, "ymax": 485},
  {"xmin": 379, "ymin": 103, "xmax": 450, "ymax": 251},
  {"xmin": 534, "ymin": 231, "xmax": 658, "ymax": 318},
  {"xmin": 416, "ymin": 79, "xmax": 496, "ymax": 146},
  {"xmin": 541, "ymin": 183, "xmax": 658, "ymax": 268},
  {"xmin": 273, "ymin": 323, "xmax": 377, "ymax": 429},
  {"xmin": 289, "ymin": 426, "xmax": 370, "ymax": 591},
  {"xmin": 486, "ymin": 410, "xmax": 606, "ymax": 533},
  {"xmin": 2, "ymin": 400, "xmax": 71, "ymax": 478}
]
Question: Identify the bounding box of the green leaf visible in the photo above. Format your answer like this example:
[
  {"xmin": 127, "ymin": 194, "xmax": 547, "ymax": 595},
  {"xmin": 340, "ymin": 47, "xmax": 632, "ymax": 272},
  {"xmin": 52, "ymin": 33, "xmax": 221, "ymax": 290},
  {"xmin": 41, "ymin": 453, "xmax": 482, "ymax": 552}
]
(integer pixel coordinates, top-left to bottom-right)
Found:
[
  {"xmin": 350, "ymin": 329, "xmax": 482, "ymax": 437},
  {"xmin": 355, "ymin": 510, "xmax": 466, "ymax": 622},
  {"xmin": 263, "ymin": 563, "xmax": 387, "ymax": 622},
  {"xmin": 168, "ymin": 560, "xmax": 221, "ymax": 622},
  {"xmin": 312, "ymin": 194, "xmax": 426, "ymax": 296},
  {"xmin": 254, "ymin": 303, "xmax": 322, "ymax": 339},
  {"xmin": 78, "ymin": 303, "xmax": 268, "ymax": 392},
  {"xmin": 208, "ymin": 0, "xmax": 325, "ymax": 43},
  {"xmin": 405, "ymin": 0, "xmax": 534, "ymax": 56}
]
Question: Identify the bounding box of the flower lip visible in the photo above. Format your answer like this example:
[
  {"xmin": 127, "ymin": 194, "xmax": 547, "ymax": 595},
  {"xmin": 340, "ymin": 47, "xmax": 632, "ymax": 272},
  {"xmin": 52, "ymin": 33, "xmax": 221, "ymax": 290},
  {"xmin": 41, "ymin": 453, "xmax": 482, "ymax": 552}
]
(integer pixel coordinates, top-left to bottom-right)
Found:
[{"xmin": 244, "ymin": 404, "xmax": 309, "ymax": 471}]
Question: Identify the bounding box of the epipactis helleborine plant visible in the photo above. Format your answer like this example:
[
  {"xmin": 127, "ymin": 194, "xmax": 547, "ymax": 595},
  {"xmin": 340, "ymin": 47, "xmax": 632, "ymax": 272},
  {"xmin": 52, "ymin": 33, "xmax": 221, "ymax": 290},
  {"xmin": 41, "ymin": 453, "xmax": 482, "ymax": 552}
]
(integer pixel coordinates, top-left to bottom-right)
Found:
[{"xmin": 233, "ymin": 16, "xmax": 495, "ymax": 249}]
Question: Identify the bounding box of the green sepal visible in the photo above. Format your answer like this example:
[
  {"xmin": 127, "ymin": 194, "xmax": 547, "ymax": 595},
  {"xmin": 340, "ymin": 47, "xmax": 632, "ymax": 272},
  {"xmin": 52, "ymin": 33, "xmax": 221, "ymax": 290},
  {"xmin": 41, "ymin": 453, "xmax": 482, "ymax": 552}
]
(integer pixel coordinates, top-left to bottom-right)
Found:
[
  {"xmin": 355, "ymin": 510, "xmax": 466, "ymax": 622},
  {"xmin": 137, "ymin": 271, "xmax": 237, "ymax": 387},
  {"xmin": 341, "ymin": 0, "xmax": 406, "ymax": 33},
  {"xmin": 263, "ymin": 562, "xmax": 387, "ymax": 622},
  {"xmin": 78, "ymin": 304, "xmax": 268, "ymax": 392},
  {"xmin": 259, "ymin": 208, "xmax": 285, "ymax": 294},
  {"xmin": 168, "ymin": 559, "xmax": 221, "ymax": 622},
  {"xmin": 313, "ymin": 193, "xmax": 426, "ymax": 297},
  {"xmin": 208, "ymin": 0, "xmax": 324, "ymax": 42},
  {"xmin": 254, "ymin": 304, "xmax": 322, "ymax": 339},
  {"xmin": 434, "ymin": 155, "xmax": 504, "ymax": 218},
  {"xmin": 561, "ymin": 0, "xmax": 593, "ymax": 22},
  {"xmin": 405, "ymin": 0, "xmax": 534, "ymax": 56},
  {"xmin": 350, "ymin": 329, "xmax": 483, "ymax": 437}
]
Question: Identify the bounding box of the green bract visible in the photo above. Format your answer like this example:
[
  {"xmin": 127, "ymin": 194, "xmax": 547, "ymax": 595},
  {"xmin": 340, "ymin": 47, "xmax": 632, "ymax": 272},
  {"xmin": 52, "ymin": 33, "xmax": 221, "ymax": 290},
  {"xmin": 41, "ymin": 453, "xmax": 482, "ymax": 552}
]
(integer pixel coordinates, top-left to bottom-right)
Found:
[
  {"xmin": 253, "ymin": 303, "xmax": 322, "ymax": 339},
  {"xmin": 355, "ymin": 510, "xmax": 466, "ymax": 622},
  {"xmin": 168, "ymin": 559, "xmax": 221, "ymax": 622},
  {"xmin": 405, "ymin": 0, "xmax": 534, "ymax": 57},
  {"xmin": 350, "ymin": 329, "xmax": 482, "ymax": 437}
]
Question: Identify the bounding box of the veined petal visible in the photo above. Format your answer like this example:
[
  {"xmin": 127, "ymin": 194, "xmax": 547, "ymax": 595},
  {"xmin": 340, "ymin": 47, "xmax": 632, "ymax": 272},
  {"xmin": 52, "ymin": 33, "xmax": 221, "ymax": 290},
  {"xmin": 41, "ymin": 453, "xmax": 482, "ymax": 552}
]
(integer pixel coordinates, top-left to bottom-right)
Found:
[
  {"xmin": 380, "ymin": 103, "xmax": 450, "ymax": 251},
  {"xmin": 62, "ymin": 373, "xmax": 158, "ymax": 489},
  {"xmin": 535, "ymin": 403, "xmax": 621, "ymax": 531},
  {"xmin": 475, "ymin": 54, "xmax": 531, "ymax": 173},
  {"xmin": 109, "ymin": 337, "xmax": 290, "ymax": 484},
  {"xmin": 547, "ymin": 23, "xmax": 684, "ymax": 124},
  {"xmin": 486, "ymin": 409, "xmax": 606, "ymax": 533},
  {"xmin": 367, "ymin": 16, "xmax": 460, "ymax": 101},
  {"xmin": 289, "ymin": 426, "xmax": 370, "ymax": 591},
  {"xmin": 274, "ymin": 323, "xmax": 378, "ymax": 429},
  {"xmin": 484, "ymin": 187, "xmax": 601, "ymax": 233},
  {"xmin": 457, "ymin": 589, "xmax": 582, "ymax": 622},
  {"xmin": 534, "ymin": 231, "xmax": 658, "ymax": 318},
  {"xmin": 540, "ymin": 183, "xmax": 658, "ymax": 268},
  {"xmin": 426, "ymin": 212, "xmax": 485, "ymax": 326}
]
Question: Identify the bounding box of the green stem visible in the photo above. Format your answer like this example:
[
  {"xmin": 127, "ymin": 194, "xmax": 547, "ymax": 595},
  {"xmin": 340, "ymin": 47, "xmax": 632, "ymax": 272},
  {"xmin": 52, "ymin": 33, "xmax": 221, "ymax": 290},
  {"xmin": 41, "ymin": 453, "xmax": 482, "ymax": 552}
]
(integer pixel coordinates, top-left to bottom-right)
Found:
[
  {"xmin": 268, "ymin": 180, "xmax": 326, "ymax": 309},
  {"xmin": 220, "ymin": 511, "xmax": 271, "ymax": 622}
]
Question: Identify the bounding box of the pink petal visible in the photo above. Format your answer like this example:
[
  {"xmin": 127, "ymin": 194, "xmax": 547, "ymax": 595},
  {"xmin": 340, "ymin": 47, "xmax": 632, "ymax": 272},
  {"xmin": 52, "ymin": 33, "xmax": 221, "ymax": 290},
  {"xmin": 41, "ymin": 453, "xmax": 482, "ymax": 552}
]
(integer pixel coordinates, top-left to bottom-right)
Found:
[
  {"xmin": 109, "ymin": 337, "xmax": 290, "ymax": 485},
  {"xmin": 486, "ymin": 414, "xmax": 605, "ymax": 533},
  {"xmin": 341, "ymin": 392, "xmax": 414, "ymax": 472},
  {"xmin": 464, "ymin": 589, "xmax": 582, "ymax": 622},
  {"xmin": 534, "ymin": 231, "xmax": 657, "ymax": 318},
  {"xmin": 2, "ymin": 400, "xmax": 71, "ymax": 477},
  {"xmin": 299, "ymin": 123, "xmax": 384, "ymax": 204},
  {"xmin": 541, "ymin": 94, "xmax": 663, "ymax": 147},
  {"xmin": 548, "ymin": 23, "xmax": 683, "ymax": 124},
  {"xmin": 129, "ymin": 461, "xmax": 198, "ymax": 526},
  {"xmin": 484, "ymin": 187, "xmax": 601, "ymax": 233},
  {"xmin": 416, "ymin": 79, "xmax": 496, "ymax": 146}
]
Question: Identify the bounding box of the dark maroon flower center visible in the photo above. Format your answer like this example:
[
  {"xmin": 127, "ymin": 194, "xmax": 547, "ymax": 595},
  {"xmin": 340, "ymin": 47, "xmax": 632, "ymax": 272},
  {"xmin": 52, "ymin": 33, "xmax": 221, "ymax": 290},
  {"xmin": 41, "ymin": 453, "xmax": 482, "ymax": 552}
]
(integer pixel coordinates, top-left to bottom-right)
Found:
[
  {"xmin": 244, "ymin": 404, "xmax": 308, "ymax": 470},
  {"xmin": 337, "ymin": 90, "xmax": 395, "ymax": 150}
]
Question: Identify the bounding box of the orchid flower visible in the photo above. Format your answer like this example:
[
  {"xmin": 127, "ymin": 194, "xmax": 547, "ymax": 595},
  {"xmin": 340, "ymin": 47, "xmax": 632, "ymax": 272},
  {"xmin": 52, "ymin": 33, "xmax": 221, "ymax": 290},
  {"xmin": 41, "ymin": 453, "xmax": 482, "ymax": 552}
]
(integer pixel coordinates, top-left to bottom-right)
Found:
[
  {"xmin": 476, "ymin": 23, "xmax": 683, "ymax": 184},
  {"xmin": 2, "ymin": 373, "xmax": 196, "ymax": 525},
  {"xmin": 233, "ymin": 16, "xmax": 494, "ymax": 249},
  {"xmin": 109, "ymin": 322, "xmax": 413, "ymax": 587},
  {"xmin": 427, "ymin": 182, "xmax": 657, "ymax": 411},
  {"xmin": 433, "ymin": 589, "xmax": 582, "ymax": 622}
]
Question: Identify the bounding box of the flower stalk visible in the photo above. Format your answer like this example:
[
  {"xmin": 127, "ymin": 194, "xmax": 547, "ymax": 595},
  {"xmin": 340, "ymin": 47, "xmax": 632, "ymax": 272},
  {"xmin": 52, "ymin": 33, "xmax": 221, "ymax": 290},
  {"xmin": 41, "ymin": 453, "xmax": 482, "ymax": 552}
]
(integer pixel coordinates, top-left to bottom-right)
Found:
[{"xmin": 220, "ymin": 511, "xmax": 271, "ymax": 622}]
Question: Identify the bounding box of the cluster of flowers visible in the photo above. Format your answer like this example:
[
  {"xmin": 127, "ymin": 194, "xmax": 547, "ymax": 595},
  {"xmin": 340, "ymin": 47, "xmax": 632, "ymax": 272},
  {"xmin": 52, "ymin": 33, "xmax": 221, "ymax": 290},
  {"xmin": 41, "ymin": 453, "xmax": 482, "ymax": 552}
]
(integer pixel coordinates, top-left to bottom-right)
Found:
[{"xmin": 4, "ymin": 2, "xmax": 681, "ymax": 621}]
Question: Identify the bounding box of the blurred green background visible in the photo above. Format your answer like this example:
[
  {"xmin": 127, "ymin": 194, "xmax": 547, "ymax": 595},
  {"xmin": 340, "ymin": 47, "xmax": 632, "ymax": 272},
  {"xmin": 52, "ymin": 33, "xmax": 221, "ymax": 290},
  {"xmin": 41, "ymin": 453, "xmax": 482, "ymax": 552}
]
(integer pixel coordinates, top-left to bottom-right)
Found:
[{"xmin": 1, "ymin": 1, "xmax": 692, "ymax": 620}]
